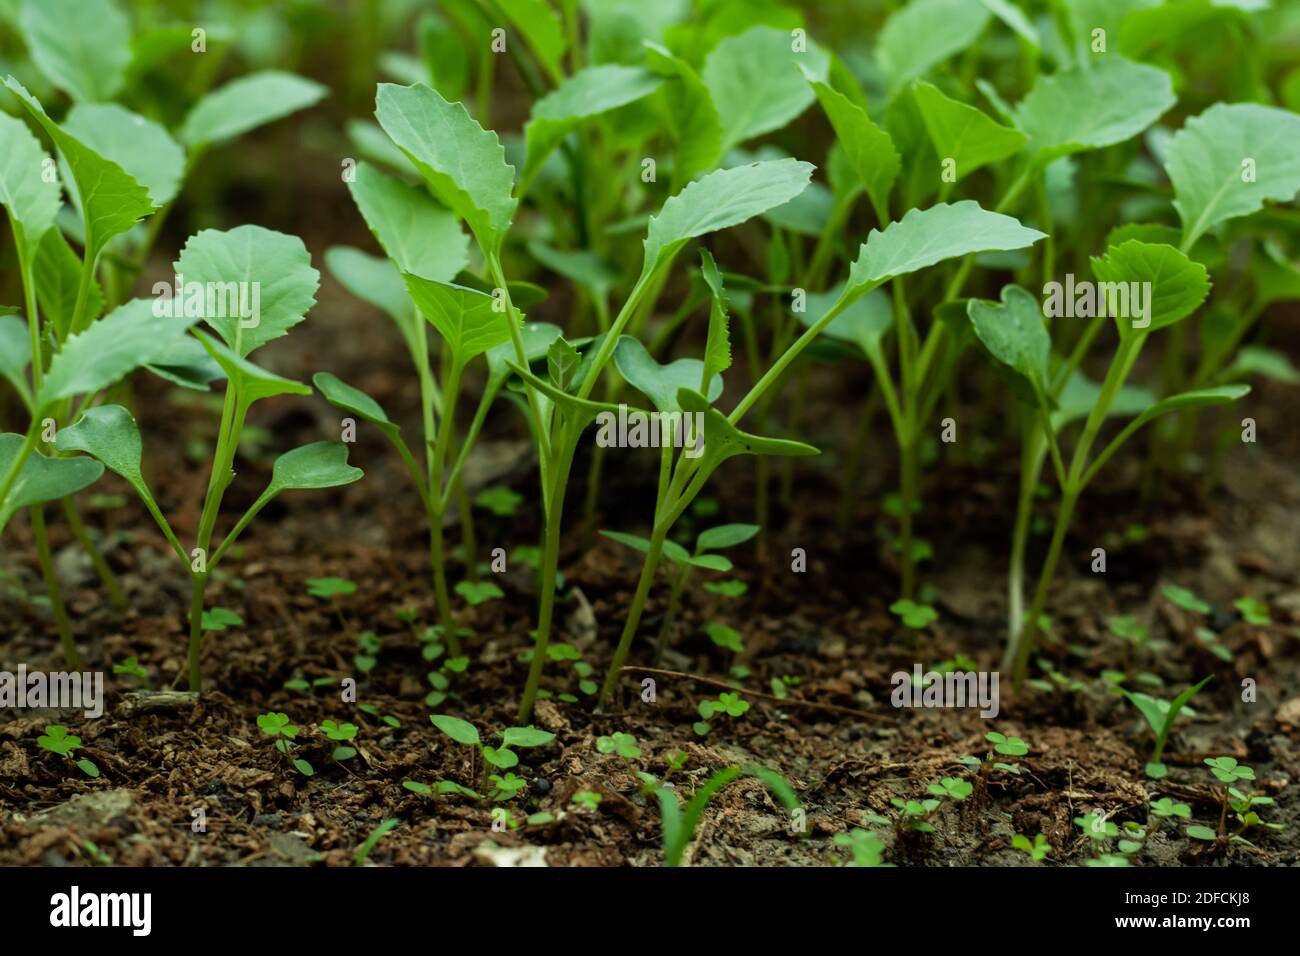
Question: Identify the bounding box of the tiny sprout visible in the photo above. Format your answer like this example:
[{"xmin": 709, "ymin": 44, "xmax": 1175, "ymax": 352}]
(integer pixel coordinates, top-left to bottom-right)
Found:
[
  {"xmin": 927, "ymin": 777, "xmax": 973, "ymax": 800},
  {"xmin": 256, "ymin": 712, "xmax": 313, "ymax": 776},
  {"xmin": 489, "ymin": 772, "xmax": 528, "ymax": 801},
  {"xmin": 1107, "ymin": 615, "xmax": 1148, "ymax": 645},
  {"xmin": 201, "ymin": 607, "xmax": 243, "ymax": 631},
  {"xmin": 890, "ymin": 798, "xmax": 941, "ymax": 833},
  {"xmin": 1074, "ymin": 813, "xmax": 1119, "ymax": 841},
  {"xmin": 1149, "ymin": 797, "xmax": 1191, "ymax": 819},
  {"xmin": 704, "ymin": 579, "xmax": 748, "ymax": 598},
  {"xmin": 307, "ymin": 576, "xmax": 357, "ymax": 599},
  {"xmin": 697, "ymin": 691, "xmax": 749, "ymax": 735},
  {"xmin": 1204, "ymin": 756, "xmax": 1254, "ymax": 784},
  {"xmin": 1118, "ymin": 675, "xmax": 1210, "ymax": 779},
  {"xmin": 572, "ymin": 790, "xmax": 602, "ymax": 810},
  {"xmin": 834, "ymin": 829, "xmax": 888, "ymax": 867},
  {"xmin": 596, "ymin": 732, "xmax": 641, "ymax": 760},
  {"xmin": 475, "ymin": 486, "xmax": 522, "ymax": 516},
  {"xmin": 37, "ymin": 725, "xmax": 99, "ymax": 778},
  {"xmin": 1233, "ymin": 596, "xmax": 1270, "ymax": 626},
  {"xmin": 1012, "ymin": 833, "xmax": 1051, "ymax": 862},
  {"xmin": 1162, "ymin": 584, "xmax": 1210, "ymax": 615},
  {"xmin": 320, "ymin": 719, "xmax": 359, "ymax": 761},
  {"xmin": 985, "ymin": 731, "xmax": 1028, "ymax": 756},
  {"xmin": 889, "ymin": 599, "xmax": 938, "ymax": 629},
  {"xmin": 113, "ymin": 657, "xmax": 148, "ymax": 681},
  {"xmin": 455, "ymin": 580, "xmax": 503, "ymax": 606},
  {"xmin": 705, "ymin": 622, "xmax": 744, "ymax": 653}
]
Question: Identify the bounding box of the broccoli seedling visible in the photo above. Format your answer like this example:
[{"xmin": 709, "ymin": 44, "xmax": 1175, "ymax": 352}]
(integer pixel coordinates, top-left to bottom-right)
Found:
[
  {"xmin": 256, "ymin": 712, "xmax": 313, "ymax": 777},
  {"xmin": 36, "ymin": 725, "xmax": 99, "ymax": 778}
]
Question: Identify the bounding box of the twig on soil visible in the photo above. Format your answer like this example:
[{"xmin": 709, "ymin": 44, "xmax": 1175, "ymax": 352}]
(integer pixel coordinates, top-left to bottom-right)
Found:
[{"xmin": 617, "ymin": 666, "xmax": 896, "ymax": 721}]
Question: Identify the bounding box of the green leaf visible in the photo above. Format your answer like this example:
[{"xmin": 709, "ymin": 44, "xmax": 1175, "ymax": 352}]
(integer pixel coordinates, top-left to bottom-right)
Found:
[
  {"xmin": 676, "ymin": 387, "xmax": 818, "ymax": 482},
  {"xmin": 0, "ymin": 111, "xmax": 60, "ymax": 259},
  {"xmin": 1164, "ymin": 103, "xmax": 1300, "ymax": 249},
  {"xmin": 644, "ymin": 41, "xmax": 722, "ymax": 182},
  {"xmin": 876, "ymin": 0, "xmax": 991, "ymax": 99},
  {"xmin": 54, "ymin": 405, "xmax": 153, "ymax": 506},
  {"xmin": 5, "ymin": 78, "xmax": 155, "ymax": 263},
  {"xmin": 702, "ymin": 25, "xmax": 829, "ymax": 152},
  {"xmin": 547, "ymin": 336, "xmax": 581, "ymax": 392},
  {"xmin": 346, "ymin": 161, "xmax": 468, "ymax": 282},
  {"xmin": 980, "ymin": 0, "xmax": 1040, "ymax": 47},
  {"xmin": 495, "ymin": 0, "xmax": 567, "ymax": 83},
  {"xmin": 521, "ymin": 65, "xmax": 661, "ymax": 192},
  {"xmin": 311, "ymin": 372, "xmax": 400, "ymax": 441},
  {"xmin": 1012, "ymin": 57, "xmax": 1175, "ymax": 165},
  {"xmin": 263, "ymin": 442, "xmax": 364, "ymax": 494},
  {"xmin": 0, "ymin": 433, "xmax": 103, "ymax": 526},
  {"xmin": 35, "ymin": 230, "xmax": 104, "ymax": 341},
  {"xmin": 641, "ymin": 158, "xmax": 814, "ymax": 280},
  {"xmin": 502, "ymin": 726, "xmax": 555, "ymax": 748},
  {"xmin": 799, "ymin": 284, "xmax": 892, "ymax": 362},
  {"xmin": 696, "ymin": 523, "xmax": 759, "ymax": 552},
  {"xmin": 180, "ymin": 71, "xmax": 327, "ymax": 151},
  {"xmin": 37, "ymin": 298, "xmax": 199, "ymax": 409},
  {"xmin": 698, "ymin": 248, "xmax": 732, "ymax": 389},
  {"xmin": 430, "ymin": 714, "xmax": 480, "ymax": 746},
  {"xmin": 374, "ymin": 82, "xmax": 517, "ymax": 254},
  {"xmin": 806, "ymin": 74, "xmax": 900, "ymax": 220},
  {"xmin": 485, "ymin": 321, "xmax": 562, "ymax": 388},
  {"xmin": 1221, "ymin": 345, "xmax": 1300, "ymax": 386},
  {"xmin": 844, "ymin": 201, "xmax": 1046, "ymax": 303},
  {"xmin": 19, "ymin": 0, "xmax": 131, "ymax": 103},
  {"xmin": 600, "ymin": 529, "xmax": 654, "ymax": 555},
  {"xmin": 1088, "ymin": 240, "xmax": 1210, "ymax": 335},
  {"xmin": 0, "ymin": 315, "xmax": 31, "ymax": 405},
  {"xmin": 966, "ymin": 284, "xmax": 1050, "ymax": 394},
  {"xmin": 912, "ymin": 80, "xmax": 1027, "ymax": 183},
  {"xmin": 404, "ymin": 275, "xmax": 512, "ymax": 366},
  {"xmin": 455, "ymin": 580, "xmax": 503, "ymax": 605},
  {"xmin": 614, "ymin": 336, "xmax": 722, "ymax": 416},
  {"xmin": 64, "ymin": 103, "xmax": 185, "ymax": 206},
  {"xmin": 324, "ymin": 246, "xmax": 415, "ymax": 340},
  {"xmin": 173, "ymin": 225, "xmax": 320, "ymax": 356},
  {"xmin": 193, "ymin": 331, "xmax": 312, "ymax": 405}
]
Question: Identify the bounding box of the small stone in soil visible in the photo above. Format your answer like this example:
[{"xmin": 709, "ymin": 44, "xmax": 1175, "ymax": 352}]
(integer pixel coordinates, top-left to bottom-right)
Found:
[{"xmin": 530, "ymin": 778, "xmax": 552, "ymax": 796}]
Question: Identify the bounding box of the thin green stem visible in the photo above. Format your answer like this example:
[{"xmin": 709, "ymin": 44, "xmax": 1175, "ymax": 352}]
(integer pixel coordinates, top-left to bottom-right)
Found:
[{"xmin": 31, "ymin": 504, "xmax": 81, "ymax": 669}]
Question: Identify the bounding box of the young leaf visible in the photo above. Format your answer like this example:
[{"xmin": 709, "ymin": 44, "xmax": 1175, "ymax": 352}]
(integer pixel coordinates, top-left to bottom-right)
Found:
[
  {"xmin": 1012, "ymin": 57, "xmax": 1175, "ymax": 165},
  {"xmin": 312, "ymin": 373, "xmax": 400, "ymax": 441},
  {"xmin": 485, "ymin": 321, "xmax": 562, "ymax": 389},
  {"xmin": 876, "ymin": 0, "xmax": 991, "ymax": 99},
  {"xmin": 36, "ymin": 299, "xmax": 199, "ymax": 409},
  {"xmin": 493, "ymin": 0, "xmax": 567, "ymax": 83},
  {"xmin": 980, "ymin": 0, "xmax": 1040, "ymax": 48},
  {"xmin": 5, "ymin": 78, "xmax": 155, "ymax": 263},
  {"xmin": 912, "ymin": 80, "xmax": 1027, "ymax": 182},
  {"xmin": 806, "ymin": 74, "xmax": 900, "ymax": 220},
  {"xmin": 843, "ymin": 201, "xmax": 1046, "ymax": 303},
  {"xmin": 641, "ymin": 158, "xmax": 814, "ymax": 280},
  {"xmin": 546, "ymin": 336, "xmax": 581, "ymax": 393},
  {"xmin": 0, "ymin": 111, "xmax": 60, "ymax": 259},
  {"xmin": 430, "ymin": 714, "xmax": 480, "ymax": 746},
  {"xmin": 613, "ymin": 337, "xmax": 722, "ymax": 415},
  {"xmin": 0, "ymin": 434, "xmax": 103, "ymax": 527},
  {"xmin": 180, "ymin": 70, "xmax": 327, "ymax": 151},
  {"xmin": 501, "ymin": 726, "xmax": 555, "ymax": 748},
  {"xmin": 1163, "ymin": 103, "xmax": 1300, "ymax": 249},
  {"xmin": 1088, "ymin": 240, "xmax": 1210, "ymax": 334},
  {"xmin": 0, "ymin": 315, "xmax": 30, "ymax": 405},
  {"xmin": 173, "ymin": 225, "xmax": 320, "ymax": 356},
  {"xmin": 521, "ymin": 65, "xmax": 661, "ymax": 192},
  {"xmin": 702, "ymin": 25, "xmax": 829, "ymax": 152},
  {"xmin": 19, "ymin": 0, "xmax": 131, "ymax": 103},
  {"xmin": 644, "ymin": 42, "xmax": 723, "ymax": 182},
  {"xmin": 346, "ymin": 161, "xmax": 468, "ymax": 282},
  {"xmin": 676, "ymin": 387, "xmax": 818, "ymax": 481},
  {"xmin": 374, "ymin": 82, "xmax": 518, "ymax": 254},
  {"xmin": 263, "ymin": 442, "xmax": 364, "ymax": 493},
  {"xmin": 53, "ymin": 405, "xmax": 151, "ymax": 505},
  {"xmin": 404, "ymin": 276, "xmax": 512, "ymax": 366},
  {"xmin": 63, "ymin": 103, "xmax": 185, "ymax": 207},
  {"xmin": 35, "ymin": 229, "xmax": 104, "ymax": 341},
  {"xmin": 696, "ymin": 524, "xmax": 759, "ymax": 552},
  {"xmin": 698, "ymin": 249, "xmax": 732, "ymax": 388},
  {"xmin": 798, "ymin": 284, "xmax": 892, "ymax": 362},
  {"xmin": 324, "ymin": 246, "xmax": 415, "ymax": 339},
  {"xmin": 966, "ymin": 284, "xmax": 1050, "ymax": 393},
  {"xmin": 194, "ymin": 331, "xmax": 313, "ymax": 405}
]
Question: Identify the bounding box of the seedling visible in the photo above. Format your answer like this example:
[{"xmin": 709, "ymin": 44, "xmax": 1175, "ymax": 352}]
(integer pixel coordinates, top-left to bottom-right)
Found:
[
  {"xmin": 1118, "ymin": 676, "xmax": 1210, "ymax": 778},
  {"xmin": 257, "ymin": 712, "xmax": 313, "ymax": 777},
  {"xmin": 927, "ymin": 777, "xmax": 973, "ymax": 801},
  {"xmin": 834, "ymin": 829, "xmax": 889, "ymax": 867},
  {"xmin": 695, "ymin": 691, "xmax": 749, "ymax": 736},
  {"xmin": 602, "ymin": 523, "xmax": 758, "ymax": 665},
  {"xmin": 1234, "ymin": 597, "xmax": 1270, "ymax": 626},
  {"xmin": 36, "ymin": 725, "xmax": 99, "ymax": 778},
  {"xmin": 113, "ymin": 657, "xmax": 148, "ymax": 683},
  {"xmin": 890, "ymin": 599, "xmax": 938, "ymax": 630},
  {"xmin": 596, "ymin": 732, "xmax": 642, "ymax": 761},
  {"xmin": 353, "ymin": 819, "xmax": 399, "ymax": 866},
  {"xmin": 320, "ymin": 720, "xmax": 359, "ymax": 762},
  {"xmin": 656, "ymin": 764, "xmax": 799, "ymax": 866},
  {"xmin": 1012, "ymin": 833, "xmax": 1051, "ymax": 862},
  {"xmin": 571, "ymin": 790, "xmax": 603, "ymax": 811},
  {"xmin": 429, "ymin": 714, "xmax": 554, "ymax": 793}
]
